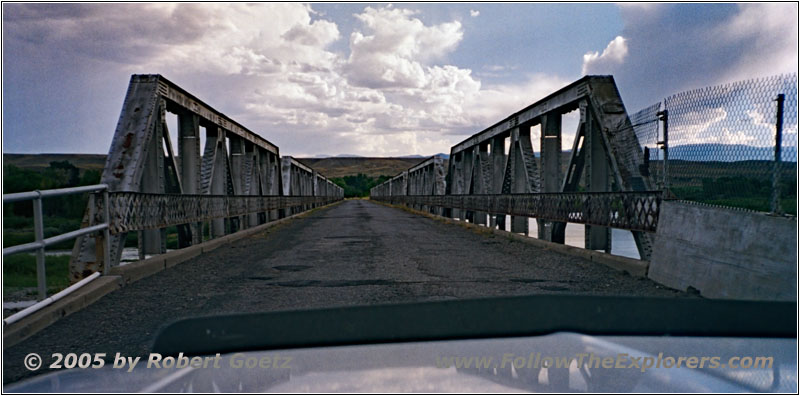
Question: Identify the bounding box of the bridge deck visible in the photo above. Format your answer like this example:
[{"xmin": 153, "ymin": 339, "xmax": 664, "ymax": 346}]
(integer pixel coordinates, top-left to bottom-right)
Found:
[{"xmin": 4, "ymin": 200, "xmax": 687, "ymax": 384}]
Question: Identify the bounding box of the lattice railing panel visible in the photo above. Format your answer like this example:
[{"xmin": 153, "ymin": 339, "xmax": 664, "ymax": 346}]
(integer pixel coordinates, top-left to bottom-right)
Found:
[
  {"xmin": 374, "ymin": 192, "xmax": 662, "ymax": 232},
  {"xmin": 106, "ymin": 192, "xmax": 339, "ymax": 234}
]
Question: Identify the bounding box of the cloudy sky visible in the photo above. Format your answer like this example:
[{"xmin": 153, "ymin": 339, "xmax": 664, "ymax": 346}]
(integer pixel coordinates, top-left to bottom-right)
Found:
[{"xmin": 2, "ymin": 3, "xmax": 797, "ymax": 157}]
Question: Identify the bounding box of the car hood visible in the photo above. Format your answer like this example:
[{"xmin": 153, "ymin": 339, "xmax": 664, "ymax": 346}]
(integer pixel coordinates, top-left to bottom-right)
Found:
[{"xmin": 6, "ymin": 332, "xmax": 796, "ymax": 393}]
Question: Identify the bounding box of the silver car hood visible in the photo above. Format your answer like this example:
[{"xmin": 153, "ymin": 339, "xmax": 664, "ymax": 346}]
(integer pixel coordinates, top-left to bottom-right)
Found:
[{"xmin": 6, "ymin": 332, "xmax": 796, "ymax": 393}]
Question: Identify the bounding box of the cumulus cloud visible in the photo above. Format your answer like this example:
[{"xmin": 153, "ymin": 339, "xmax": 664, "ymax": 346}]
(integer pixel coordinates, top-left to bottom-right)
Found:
[
  {"xmin": 712, "ymin": 3, "xmax": 798, "ymax": 83},
  {"xmin": 344, "ymin": 6, "xmax": 464, "ymax": 89},
  {"xmin": 470, "ymin": 10, "xmax": 480, "ymax": 17},
  {"xmin": 2, "ymin": 3, "xmax": 568, "ymax": 157},
  {"xmin": 581, "ymin": 36, "xmax": 627, "ymax": 75},
  {"xmin": 583, "ymin": 3, "xmax": 798, "ymax": 111}
]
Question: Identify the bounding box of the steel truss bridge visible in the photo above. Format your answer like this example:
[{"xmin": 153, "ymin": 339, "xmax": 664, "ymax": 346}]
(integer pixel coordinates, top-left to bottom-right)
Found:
[
  {"xmin": 50, "ymin": 74, "xmax": 662, "ymax": 280},
  {"xmin": 372, "ymin": 76, "xmax": 661, "ymax": 260}
]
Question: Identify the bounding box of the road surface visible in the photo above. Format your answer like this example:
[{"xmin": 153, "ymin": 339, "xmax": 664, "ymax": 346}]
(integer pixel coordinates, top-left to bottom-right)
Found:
[{"xmin": 3, "ymin": 199, "xmax": 687, "ymax": 384}]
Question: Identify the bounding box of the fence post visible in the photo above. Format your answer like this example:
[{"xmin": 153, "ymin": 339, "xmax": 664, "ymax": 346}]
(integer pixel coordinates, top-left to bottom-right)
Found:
[
  {"xmin": 657, "ymin": 109, "xmax": 669, "ymax": 194},
  {"xmin": 32, "ymin": 193, "xmax": 47, "ymax": 300},
  {"xmin": 772, "ymin": 94, "xmax": 785, "ymax": 214}
]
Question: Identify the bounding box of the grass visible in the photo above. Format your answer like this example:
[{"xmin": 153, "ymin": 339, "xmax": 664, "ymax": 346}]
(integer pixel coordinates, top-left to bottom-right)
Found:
[
  {"xmin": 4, "ymin": 214, "xmax": 140, "ymax": 249},
  {"xmin": 697, "ymin": 197, "xmax": 797, "ymax": 214},
  {"xmin": 3, "ymin": 254, "xmax": 71, "ymax": 291}
]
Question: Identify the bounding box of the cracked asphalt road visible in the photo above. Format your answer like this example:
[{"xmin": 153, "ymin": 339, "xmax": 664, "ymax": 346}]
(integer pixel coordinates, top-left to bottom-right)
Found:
[{"xmin": 3, "ymin": 199, "xmax": 687, "ymax": 384}]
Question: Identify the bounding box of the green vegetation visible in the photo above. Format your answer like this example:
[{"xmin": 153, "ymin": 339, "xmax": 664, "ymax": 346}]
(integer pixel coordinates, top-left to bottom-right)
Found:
[
  {"xmin": 4, "ymin": 162, "xmax": 102, "ymax": 218},
  {"xmin": 4, "ymin": 162, "xmax": 106, "ymax": 244},
  {"xmin": 670, "ymin": 176, "xmax": 796, "ymax": 215},
  {"xmin": 3, "ymin": 254, "xmax": 71, "ymax": 292},
  {"xmin": 4, "ymin": 162, "xmax": 107, "ymax": 295},
  {"xmin": 331, "ymin": 173, "xmax": 391, "ymax": 198},
  {"xmin": 297, "ymin": 157, "xmax": 426, "ymax": 178}
]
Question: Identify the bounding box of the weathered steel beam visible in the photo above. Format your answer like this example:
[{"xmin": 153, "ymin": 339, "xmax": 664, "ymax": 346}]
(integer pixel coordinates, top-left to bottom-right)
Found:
[
  {"xmin": 584, "ymin": 106, "xmax": 611, "ymax": 251},
  {"xmin": 178, "ymin": 111, "xmax": 201, "ymax": 245},
  {"xmin": 157, "ymin": 75, "xmax": 278, "ymax": 155},
  {"xmin": 490, "ymin": 135, "xmax": 507, "ymax": 229},
  {"xmin": 450, "ymin": 76, "xmax": 591, "ymax": 154}
]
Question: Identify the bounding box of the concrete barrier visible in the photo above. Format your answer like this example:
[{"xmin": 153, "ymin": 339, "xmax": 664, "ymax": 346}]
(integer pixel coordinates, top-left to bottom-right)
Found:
[{"xmin": 648, "ymin": 201, "xmax": 797, "ymax": 301}]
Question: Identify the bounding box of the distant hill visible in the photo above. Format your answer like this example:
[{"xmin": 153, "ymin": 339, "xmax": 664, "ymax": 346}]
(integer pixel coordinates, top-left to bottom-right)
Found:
[
  {"xmin": 8, "ymin": 144, "xmax": 791, "ymax": 183},
  {"xmin": 295, "ymin": 157, "xmax": 428, "ymax": 178},
  {"xmin": 3, "ymin": 154, "xmax": 439, "ymax": 179},
  {"xmin": 3, "ymin": 153, "xmax": 106, "ymax": 171}
]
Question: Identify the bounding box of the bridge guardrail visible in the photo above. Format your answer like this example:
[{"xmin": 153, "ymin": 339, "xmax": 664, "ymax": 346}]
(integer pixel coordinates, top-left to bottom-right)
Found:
[
  {"xmin": 104, "ymin": 193, "xmax": 341, "ymax": 233},
  {"xmin": 3, "ymin": 184, "xmax": 111, "ymax": 300},
  {"xmin": 373, "ymin": 191, "xmax": 662, "ymax": 233}
]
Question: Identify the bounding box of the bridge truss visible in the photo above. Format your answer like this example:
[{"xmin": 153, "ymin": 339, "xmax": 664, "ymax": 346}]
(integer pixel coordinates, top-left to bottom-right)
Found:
[
  {"xmin": 71, "ymin": 75, "xmax": 342, "ymax": 280},
  {"xmin": 371, "ymin": 76, "xmax": 660, "ymax": 260}
]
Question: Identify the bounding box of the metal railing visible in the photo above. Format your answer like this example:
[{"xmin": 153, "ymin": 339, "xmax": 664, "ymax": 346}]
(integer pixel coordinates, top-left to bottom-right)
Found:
[
  {"xmin": 3, "ymin": 184, "xmax": 111, "ymax": 300},
  {"xmin": 373, "ymin": 191, "xmax": 663, "ymax": 233},
  {"xmin": 105, "ymin": 193, "xmax": 342, "ymax": 234}
]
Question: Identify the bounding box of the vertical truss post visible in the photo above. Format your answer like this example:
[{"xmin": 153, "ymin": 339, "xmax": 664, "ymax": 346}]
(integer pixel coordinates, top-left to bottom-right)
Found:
[
  {"xmin": 140, "ymin": 101, "xmax": 166, "ymax": 257},
  {"xmin": 452, "ymin": 152, "xmax": 464, "ymax": 219},
  {"xmin": 539, "ymin": 111, "xmax": 563, "ymax": 243},
  {"xmin": 208, "ymin": 127, "xmax": 228, "ymax": 238},
  {"xmin": 179, "ymin": 111, "xmax": 201, "ymax": 246},
  {"xmin": 510, "ymin": 127, "xmax": 529, "ymax": 235},
  {"xmin": 462, "ymin": 148, "xmax": 475, "ymax": 222},
  {"xmin": 267, "ymin": 153, "xmax": 280, "ymax": 221},
  {"xmin": 491, "ymin": 135, "xmax": 506, "ymax": 229},
  {"xmin": 474, "ymin": 143, "xmax": 489, "ymax": 225},
  {"xmin": 772, "ymin": 94, "xmax": 785, "ymax": 214},
  {"xmin": 281, "ymin": 156, "xmax": 293, "ymax": 215},
  {"xmin": 433, "ymin": 157, "xmax": 446, "ymax": 215},
  {"xmin": 229, "ymin": 136, "xmax": 245, "ymax": 232},
  {"xmin": 584, "ymin": 108, "xmax": 611, "ymax": 252},
  {"xmin": 245, "ymin": 143, "xmax": 260, "ymax": 227}
]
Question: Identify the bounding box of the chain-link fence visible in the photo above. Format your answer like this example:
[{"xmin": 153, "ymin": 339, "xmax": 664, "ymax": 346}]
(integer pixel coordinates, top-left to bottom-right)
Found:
[
  {"xmin": 630, "ymin": 102, "xmax": 664, "ymax": 189},
  {"xmin": 631, "ymin": 73, "xmax": 797, "ymax": 215}
]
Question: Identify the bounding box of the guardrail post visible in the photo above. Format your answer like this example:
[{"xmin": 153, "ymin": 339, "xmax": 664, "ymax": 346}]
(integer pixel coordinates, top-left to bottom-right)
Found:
[
  {"xmin": 32, "ymin": 193, "xmax": 46, "ymax": 300},
  {"xmin": 102, "ymin": 189, "xmax": 113, "ymax": 273},
  {"xmin": 771, "ymin": 94, "xmax": 785, "ymax": 214}
]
